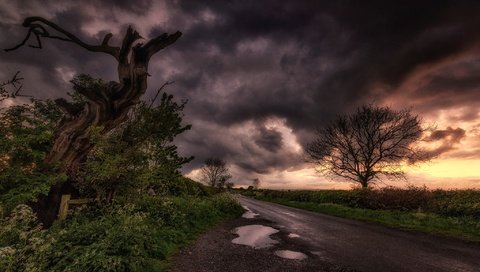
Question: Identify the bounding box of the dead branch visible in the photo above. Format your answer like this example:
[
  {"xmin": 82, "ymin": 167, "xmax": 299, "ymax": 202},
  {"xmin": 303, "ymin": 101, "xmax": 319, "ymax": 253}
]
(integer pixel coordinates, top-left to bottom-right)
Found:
[
  {"xmin": 149, "ymin": 81, "xmax": 174, "ymax": 108},
  {"xmin": 0, "ymin": 71, "xmax": 33, "ymax": 101},
  {"xmin": 4, "ymin": 17, "xmax": 120, "ymax": 59}
]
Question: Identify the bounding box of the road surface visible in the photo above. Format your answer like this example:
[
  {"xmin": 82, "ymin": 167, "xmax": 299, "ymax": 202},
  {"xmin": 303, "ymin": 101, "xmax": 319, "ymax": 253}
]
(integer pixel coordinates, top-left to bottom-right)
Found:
[{"xmin": 239, "ymin": 196, "xmax": 480, "ymax": 272}]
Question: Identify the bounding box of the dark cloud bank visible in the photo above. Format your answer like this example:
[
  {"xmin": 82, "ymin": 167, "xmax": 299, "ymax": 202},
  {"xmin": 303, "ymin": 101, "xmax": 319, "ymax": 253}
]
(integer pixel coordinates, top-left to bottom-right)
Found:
[{"xmin": 1, "ymin": 0, "xmax": 480, "ymax": 185}]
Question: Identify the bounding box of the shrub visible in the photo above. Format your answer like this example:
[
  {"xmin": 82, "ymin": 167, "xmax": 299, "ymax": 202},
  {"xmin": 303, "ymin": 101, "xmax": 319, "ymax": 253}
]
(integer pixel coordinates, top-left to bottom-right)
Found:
[
  {"xmin": 429, "ymin": 190, "xmax": 480, "ymax": 218},
  {"xmin": 343, "ymin": 186, "xmax": 433, "ymax": 211},
  {"xmin": 0, "ymin": 193, "xmax": 242, "ymax": 272},
  {"xmin": 36, "ymin": 204, "xmax": 166, "ymax": 272},
  {"xmin": 0, "ymin": 205, "xmax": 45, "ymax": 272}
]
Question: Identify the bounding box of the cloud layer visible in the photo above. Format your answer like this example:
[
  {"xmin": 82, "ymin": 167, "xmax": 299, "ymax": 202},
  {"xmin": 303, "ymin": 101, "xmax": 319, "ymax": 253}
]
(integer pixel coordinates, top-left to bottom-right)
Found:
[{"xmin": 1, "ymin": 0, "xmax": 480, "ymax": 188}]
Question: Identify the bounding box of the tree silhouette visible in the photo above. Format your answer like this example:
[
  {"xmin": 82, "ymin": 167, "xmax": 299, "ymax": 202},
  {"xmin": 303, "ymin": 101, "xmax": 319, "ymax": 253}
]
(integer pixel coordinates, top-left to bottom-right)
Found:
[
  {"xmin": 306, "ymin": 105, "xmax": 430, "ymax": 188},
  {"xmin": 200, "ymin": 158, "xmax": 232, "ymax": 188}
]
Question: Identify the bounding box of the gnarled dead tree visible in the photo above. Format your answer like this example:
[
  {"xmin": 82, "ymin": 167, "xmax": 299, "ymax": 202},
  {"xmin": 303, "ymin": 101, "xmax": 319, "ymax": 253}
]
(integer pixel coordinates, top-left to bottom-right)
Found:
[{"xmin": 5, "ymin": 16, "xmax": 181, "ymax": 225}]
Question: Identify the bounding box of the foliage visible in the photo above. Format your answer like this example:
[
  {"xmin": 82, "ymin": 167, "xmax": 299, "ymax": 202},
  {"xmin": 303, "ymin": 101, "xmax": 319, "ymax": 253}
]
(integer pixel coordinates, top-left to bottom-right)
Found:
[
  {"xmin": 200, "ymin": 157, "xmax": 232, "ymax": 188},
  {"xmin": 0, "ymin": 194, "xmax": 242, "ymax": 272},
  {"xmin": 306, "ymin": 105, "xmax": 428, "ymax": 187},
  {"xmin": 80, "ymin": 93, "xmax": 193, "ymax": 203},
  {"xmin": 429, "ymin": 189, "xmax": 480, "ymax": 218},
  {"xmin": 0, "ymin": 74, "xmax": 240, "ymax": 272},
  {"xmin": 0, "ymin": 204, "xmax": 45, "ymax": 272},
  {"xmin": 158, "ymin": 176, "xmax": 216, "ymax": 197},
  {"xmin": 0, "ymin": 100, "xmax": 66, "ymax": 214}
]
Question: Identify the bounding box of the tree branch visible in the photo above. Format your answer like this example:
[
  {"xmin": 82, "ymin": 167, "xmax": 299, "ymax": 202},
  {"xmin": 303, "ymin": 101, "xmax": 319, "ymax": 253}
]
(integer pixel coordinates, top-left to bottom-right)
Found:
[
  {"xmin": 144, "ymin": 31, "xmax": 182, "ymax": 61},
  {"xmin": 4, "ymin": 16, "xmax": 120, "ymax": 59},
  {"xmin": 149, "ymin": 81, "xmax": 174, "ymax": 108},
  {"xmin": 0, "ymin": 71, "xmax": 32, "ymax": 101}
]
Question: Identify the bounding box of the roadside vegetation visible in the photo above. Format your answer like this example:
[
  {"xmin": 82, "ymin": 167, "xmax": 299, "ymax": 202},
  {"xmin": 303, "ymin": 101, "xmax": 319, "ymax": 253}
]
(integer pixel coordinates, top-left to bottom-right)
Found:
[
  {"xmin": 0, "ymin": 79, "xmax": 242, "ymax": 272},
  {"xmin": 1, "ymin": 183, "xmax": 241, "ymax": 272},
  {"xmin": 241, "ymin": 187, "xmax": 480, "ymax": 241}
]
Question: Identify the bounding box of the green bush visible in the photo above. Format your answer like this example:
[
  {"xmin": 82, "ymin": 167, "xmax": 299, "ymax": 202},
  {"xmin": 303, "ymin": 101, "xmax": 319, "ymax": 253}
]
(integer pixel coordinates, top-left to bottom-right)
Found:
[
  {"xmin": 0, "ymin": 205, "xmax": 45, "ymax": 272},
  {"xmin": 0, "ymin": 193, "xmax": 242, "ymax": 272},
  {"xmin": 159, "ymin": 177, "xmax": 214, "ymax": 197},
  {"xmin": 343, "ymin": 186, "xmax": 433, "ymax": 211},
  {"xmin": 429, "ymin": 189, "xmax": 480, "ymax": 218},
  {"xmin": 0, "ymin": 100, "xmax": 66, "ymax": 214}
]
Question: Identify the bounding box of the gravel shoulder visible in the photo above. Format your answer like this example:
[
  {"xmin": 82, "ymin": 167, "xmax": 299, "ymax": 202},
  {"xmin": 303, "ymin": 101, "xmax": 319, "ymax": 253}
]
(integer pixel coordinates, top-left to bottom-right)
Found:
[{"xmin": 169, "ymin": 215, "xmax": 356, "ymax": 272}]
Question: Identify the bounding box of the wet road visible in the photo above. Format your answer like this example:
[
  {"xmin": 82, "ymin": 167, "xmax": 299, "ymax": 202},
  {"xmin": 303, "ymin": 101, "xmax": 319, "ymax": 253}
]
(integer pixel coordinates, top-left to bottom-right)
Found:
[{"xmin": 239, "ymin": 196, "xmax": 480, "ymax": 272}]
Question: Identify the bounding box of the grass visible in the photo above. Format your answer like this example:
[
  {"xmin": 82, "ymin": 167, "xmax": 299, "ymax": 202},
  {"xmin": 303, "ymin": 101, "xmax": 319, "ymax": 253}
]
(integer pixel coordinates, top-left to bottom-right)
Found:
[
  {"xmin": 148, "ymin": 195, "xmax": 243, "ymax": 271},
  {"xmin": 256, "ymin": 197, "xmax": 480, "ymax": 242}
]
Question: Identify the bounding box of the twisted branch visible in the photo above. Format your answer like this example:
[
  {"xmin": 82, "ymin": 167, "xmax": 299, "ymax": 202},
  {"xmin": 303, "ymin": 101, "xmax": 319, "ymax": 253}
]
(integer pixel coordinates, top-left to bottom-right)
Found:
[{"xmin": 4, "ymin": 16, "xmax": 120, "ymax": 59}]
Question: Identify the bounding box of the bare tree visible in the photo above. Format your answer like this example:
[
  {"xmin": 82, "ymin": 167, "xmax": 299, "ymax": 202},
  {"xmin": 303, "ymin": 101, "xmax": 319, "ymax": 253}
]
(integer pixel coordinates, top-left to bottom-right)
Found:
[
  {"xmin": 252, "ymin": 178, "xmax": 260, "ymax": 189},
  {"xmin": 5, "ymin": 16, "xmax": 181, "ymax": 225},
  {"xmin": 200, "ymin": 158, "xmax": 232, "ymax": 188},
  {"xmin": 306, "ymin": 105, "xmax": 429, "ymax": 188}
]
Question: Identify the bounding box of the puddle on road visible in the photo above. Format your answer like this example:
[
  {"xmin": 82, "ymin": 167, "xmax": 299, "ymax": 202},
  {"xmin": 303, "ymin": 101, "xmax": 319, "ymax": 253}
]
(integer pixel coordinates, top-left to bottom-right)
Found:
[
  {"xmin": 242, "ymin": 210, "xmax": 259, "ymax": 218},
  {"xmin": 232, "ymin": 225, "xmax": 279, "ymax": 249},
  {"xmin": 275, "ymin": 250, "xmax": 308, "ymax": 260},
  {"xmin": 241, "ymin": 205, "xmax": 259, "ymax": 219},
  {"xmin": 288, "ymin": 233, "xmax": 300, "ymax": 238}
]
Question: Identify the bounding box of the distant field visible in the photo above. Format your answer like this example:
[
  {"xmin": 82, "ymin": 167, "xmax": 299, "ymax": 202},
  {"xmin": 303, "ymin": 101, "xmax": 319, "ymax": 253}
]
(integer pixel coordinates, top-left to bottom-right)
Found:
[{"xmin": 240, "ymin": 187, "xmax": 480, "ymax": 241}]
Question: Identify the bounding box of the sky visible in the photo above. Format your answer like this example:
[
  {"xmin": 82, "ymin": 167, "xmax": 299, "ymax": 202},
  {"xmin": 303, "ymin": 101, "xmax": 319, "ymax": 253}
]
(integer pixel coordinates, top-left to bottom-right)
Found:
[{"xmin": 1, "ymin": 0, "xmax": 479, "ymax": 189}]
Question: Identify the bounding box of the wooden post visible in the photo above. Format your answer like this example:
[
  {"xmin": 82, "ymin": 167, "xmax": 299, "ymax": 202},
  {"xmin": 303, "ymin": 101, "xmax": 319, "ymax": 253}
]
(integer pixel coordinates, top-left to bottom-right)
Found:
[{"xmin": 58, "ymin": 194, "xmax": 71, "ymax": 221}]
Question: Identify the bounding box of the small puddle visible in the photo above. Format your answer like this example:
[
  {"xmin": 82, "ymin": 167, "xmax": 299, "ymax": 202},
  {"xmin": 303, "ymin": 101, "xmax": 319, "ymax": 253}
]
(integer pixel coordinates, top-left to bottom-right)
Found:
[
  {"xmin": 242, "ymin": 210, "xmax": 259, "ymax": 218},
  {"xmin": 275, "ymin": 250, "xmax": 308, "ymax": 260},
  {"xmin": 232, "ymin": 225, "xmax": 279, "ymax": 249},
  {"xmin": 241, "ymin": 205, "xmax": 259, "ymax": 219},
  {"xmin": 288, "ymin": 233, "xmax": 300, "ymax": 238}
]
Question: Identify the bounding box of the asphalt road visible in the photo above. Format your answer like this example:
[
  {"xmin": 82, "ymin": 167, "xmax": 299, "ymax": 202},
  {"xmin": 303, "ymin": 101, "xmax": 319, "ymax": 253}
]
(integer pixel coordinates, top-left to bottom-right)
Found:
[{"xmin": 239, "ymin": 196, "xmax": 480, "ymax": 272}]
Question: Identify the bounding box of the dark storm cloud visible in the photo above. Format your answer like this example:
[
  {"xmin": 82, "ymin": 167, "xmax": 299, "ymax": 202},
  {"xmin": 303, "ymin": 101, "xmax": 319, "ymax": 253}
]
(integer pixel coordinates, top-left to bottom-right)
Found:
[
  {"xmin": 2, "ymin": 0, "xmax": 480, "ymax": 181},
  {"xmin": 166, "ymin": 0, "xmax": 480, "ymax": 132},
  {"xmin": 175, "ymin": 119, "xmax": 301, "ymax": 174},
  {"xmin": 98, "ymin": 0, "xmax": 153, "ymax": 14},
  {"xmin": 426, "ymin": 127, "xmax": 466, "ymax": 157},
  {"xmin": 427, "ymin": 127, "xmax": 466, "ymax": 142},
  {"xmin": 254, "ymin": 127, "xmax": 283, "ymax": 153}
]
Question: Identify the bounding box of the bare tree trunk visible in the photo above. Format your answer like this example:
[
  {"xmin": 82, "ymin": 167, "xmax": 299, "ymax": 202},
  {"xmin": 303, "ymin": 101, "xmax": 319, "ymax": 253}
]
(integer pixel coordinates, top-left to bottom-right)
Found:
[
  {"xmin": 6, "ymin": 17, "xmax": 181, "ymax": 226},
  {"xmin": 359, "ymin": 178, "xmax": 369, "ymax": 188}
]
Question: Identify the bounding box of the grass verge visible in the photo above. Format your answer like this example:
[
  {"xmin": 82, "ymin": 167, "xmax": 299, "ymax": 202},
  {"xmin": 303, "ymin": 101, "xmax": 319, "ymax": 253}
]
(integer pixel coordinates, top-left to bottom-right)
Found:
[
  {"xmin": 156, "ymin": 194, "xmax": 244, "ymax": 270},
  {"xmin": 256, "ymin": 197, "xmax": 480, "ymax": 242}
]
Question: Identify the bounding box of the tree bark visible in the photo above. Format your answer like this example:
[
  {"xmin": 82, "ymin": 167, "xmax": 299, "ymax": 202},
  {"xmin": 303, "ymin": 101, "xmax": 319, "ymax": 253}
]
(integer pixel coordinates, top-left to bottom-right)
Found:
[{"xmin": 7, "ymin": 17, "xmax": 181, "ymax": 226}]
